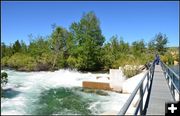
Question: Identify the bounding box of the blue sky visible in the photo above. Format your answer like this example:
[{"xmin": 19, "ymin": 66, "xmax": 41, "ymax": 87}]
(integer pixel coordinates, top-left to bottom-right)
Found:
[{"xmin": 1, "ymin": 1, "xmax": 179, "ymax": 46}]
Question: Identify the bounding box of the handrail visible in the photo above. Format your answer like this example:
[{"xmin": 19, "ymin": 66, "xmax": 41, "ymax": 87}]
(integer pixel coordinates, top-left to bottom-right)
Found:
[
  {"xmin": 160, "ymin": 61, "xmax": 179, "ymax": 101},
  {"xmin": 118, "ymin": 61, "xmax": 155, "ymax": 115}
]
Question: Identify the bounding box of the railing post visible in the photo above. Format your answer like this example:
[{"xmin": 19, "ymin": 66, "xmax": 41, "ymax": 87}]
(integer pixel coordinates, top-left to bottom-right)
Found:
[
  {"xmin": 139, "ymin": 83, "xmax": 143, "ymax": 115},
  {"xmin": 167, "ymin": 69, "xmax": 169, "ymax": 85},
  {"xmin": 172, "ymin": 74, "xmax": 175, "ymax": 86},
  {"xmin": 152, "ymin": 63, "xmax": 155, "ymax": 79},
  {"xmin": 170, "ymin": 77, "xmax": 175, "ymax": 98},
  {"xmin": 147, "ymin": 72, "xmax": 150, "ymax": 90},
  {"xmin": 160, "ymin": 61, "xmax": 179, "ymax": 101},
  {"xmin": 165, "ymin": 71, "xmax": 167, "ymax": 79}
]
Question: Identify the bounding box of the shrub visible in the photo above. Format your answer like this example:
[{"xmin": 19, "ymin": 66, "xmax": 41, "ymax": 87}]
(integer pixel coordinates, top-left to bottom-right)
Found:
[
  {"xmin": 7, "ymin": 53, "xmax": 37, "ymax": 71},
  {"xmin": 36, "ymin": 52, "xmax": 54, "ymax": 70},
  {"xmin": 122, "ymin": 65, "xmax": 141, "ymax": 78},
  {"xmin": 1, "ymin": 56, "xmax": 10, "ymax": 67},
  {"xmin": 161, "ymin": 55, "xmax": 168, "ymax": 64},
  {"xmin": 1, "ymin": 72, "xmax": 8, "ymax": 86},
  {"xmin": 1, "ymin": 72, "xmax": 8, "ymax": 97},
  {"xmin": 67, "ymin": 56, "xmax": 77, "ymax": 69},
  {"xmin": 123, "ymin": 69, "xmax": 140, "ymax": 78}
]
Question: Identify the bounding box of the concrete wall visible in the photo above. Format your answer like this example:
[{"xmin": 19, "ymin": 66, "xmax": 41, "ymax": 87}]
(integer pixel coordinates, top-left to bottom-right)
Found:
[{"xmin": 109, "ymin": 69, "xmax": 125, "ymax": 92}]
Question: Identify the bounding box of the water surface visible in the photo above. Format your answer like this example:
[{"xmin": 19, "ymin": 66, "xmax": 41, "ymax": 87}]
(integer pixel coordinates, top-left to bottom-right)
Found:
[{"xmin": 1, "ymin": 69, "xmax": 129, "ymax": 115}]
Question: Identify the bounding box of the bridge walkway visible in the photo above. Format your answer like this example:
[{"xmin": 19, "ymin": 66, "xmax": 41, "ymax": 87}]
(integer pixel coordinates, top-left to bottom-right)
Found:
[{"xmin": 146, "ymin": 65, "xmax": 174, "ymax": 115}]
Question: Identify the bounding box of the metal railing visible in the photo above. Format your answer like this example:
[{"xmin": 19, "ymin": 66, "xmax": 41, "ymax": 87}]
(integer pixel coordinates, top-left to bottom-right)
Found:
[
  {"xmin": 118, "ymin": 61, "xmax": 155, "ymax": 115},
  {"xmin": 160, "ymin": 61, "xmax": 179, "ymax": 101}
]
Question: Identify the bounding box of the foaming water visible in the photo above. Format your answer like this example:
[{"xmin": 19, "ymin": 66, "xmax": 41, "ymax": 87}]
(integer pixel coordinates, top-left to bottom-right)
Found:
[{"xmin": 1, "ymin": 69, "xmax": 129, "ymax": 115}]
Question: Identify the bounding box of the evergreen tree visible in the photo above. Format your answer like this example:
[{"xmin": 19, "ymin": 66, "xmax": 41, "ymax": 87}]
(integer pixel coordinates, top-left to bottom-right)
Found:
[
  {"xmin": 20, "ymin": 40, "xmax": 28, "ymax": 54},
  {"xmin": 12, "ymin": 40, "xmax": 22, "ymax": 53},
  {"xmin": 1, "ymin": 42, "xmax": 6, "ymax": 58}
]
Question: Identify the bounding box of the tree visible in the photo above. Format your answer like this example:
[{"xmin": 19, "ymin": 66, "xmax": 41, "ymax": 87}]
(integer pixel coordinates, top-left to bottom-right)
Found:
[
  {"xmin": 110, "ymin": 36, "xmax": 120, "ymax": 60},
  {"xmin": 1, "ymin": 43, "xmax": 13, "ymax": 58},
  {"xmin": 69, "ymin": 11, "xmax": 105, "ymax": 70},
  {"xmin": 131, "ymin": 40, "xmax": 146, "ymax": 56},
  {"xmin": 20, "ymin": 40, "xmax": 28, "ymax": 54},
  {"xmin": 119, "ymin": 38, "xmax": 129, "ymax": 54},
  {"xmin": 148, "ymin": 39, "xmax": 156, "ymax": 54},
  {"xmin": 101, "ymin": 43, "xmax": 114, "ymax": 69},
  {"xmin": 148, "ymin": 33, "xmax": 168, "ymax": 55},
  {"xmin": 50, "ymin": 26, "xmax": 69, "ymax": 69},
  {"xmin": 28, "ymin": 36, "xmax": 50, "ymax": 57},
  {"xmin": 12, "ymin": 40, "xmax": 22, "ymax": 54},
  {"xmin": 1, "ymin": 42, "xmax": 6, "ymax": 58},
  {"xmin": 154, "ymin": 33, "xmax": 168, "ymax": 55}
]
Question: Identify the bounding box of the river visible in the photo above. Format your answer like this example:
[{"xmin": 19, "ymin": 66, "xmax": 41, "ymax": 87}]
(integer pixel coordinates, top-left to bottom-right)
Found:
[
  {"xmin": 1, "ymin": 69, "xmax": 129, "ymax": 115},
  {"xmin": 170, "ymin": 65, "xmax": 179, "ymax": 91},
  {"xmin": 170, "ymin": 65, "xmax": 179, "ymax": 75}
]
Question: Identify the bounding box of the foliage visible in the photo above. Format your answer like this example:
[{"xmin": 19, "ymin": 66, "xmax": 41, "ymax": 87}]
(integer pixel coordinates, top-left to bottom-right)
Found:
[
  {"xmin": 123, "ymin": 68, "xmax": 140, "ymax": 78},
  {"xmin": 20, "ymin": 40, "xmax": 28, "ymax": 54},
  {"xmin": 69, "ymin": 11, "xmax": 105, "ymax": 71},
  {"xmin": 7, "ymin": 53, "xmax": 37, "ymax": 71},
  {"xmin": 1, "ymin": 56, "xmax": 10, "ymax": 67},
  {"xmin": 1, "ymin": 72, "xmax": 8, "ymax": 97},
  {"xmin": 28, "ymin": 36, "xmax": 51, "ymax": 57},
  {"xmin": 1, "ymin": 43, "xmax": 13, "ymax": 58},
  {"xmin": 131, "ymin": 40, "xmax": 146, "ymax": 56},
  {"xmin": 50, "ymin": 26, "xmax": 69, "ymax": 69},
  {"xmin": 174, "ymin": 53, "xmax": 179, "ymax": 61},
  {"xmin": 148, "ymin": 33, "xmax": 168, "ymax": 55},
  {"xmin": 1, "ymin": 72, "xmax": 8, "ymax": 86},
  {"xmin": 12, "ymin": 40, "xmax": 22, "ymax": 54},
  {"xmin": 0, "ymin": 11, "xmax": 173, "ymax": 73},
  {"xmin": 160, "ymin": 51, "xmax": 175, "ymax": 65}
]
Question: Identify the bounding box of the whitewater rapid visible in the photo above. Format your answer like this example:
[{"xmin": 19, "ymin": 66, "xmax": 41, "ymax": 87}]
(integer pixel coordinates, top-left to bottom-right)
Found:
[{"xmin": 1, "ymin": 69, "xmax": 129, "ymax": 115}]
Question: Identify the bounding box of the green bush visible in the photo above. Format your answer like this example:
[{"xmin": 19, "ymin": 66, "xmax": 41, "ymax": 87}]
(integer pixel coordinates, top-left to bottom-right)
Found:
[
  {"xmin": 161, "ymin": 55, "xmax": 168, "ymax": 64},
  {"xmin": 112, "ymin": 55, "xmax": 144, "ymax": 68},
  {"xmin": 1, "ymin": 72, "xmax": 8, "ymax": 85},
  {"xmin": 1, "ymin": 56, "xmax": 10, "ymax": 67},
  {"xmin": 1, "ymin": 72, "xmax": 8, "ymax": 97},
  {"xmin": 37, "ymin": 52, "xmax": 53, "ymax": 65},
  {"xmin": 7, "ymin": 53, "xmax": 37, "ymax": 71},
  {"xmin": 67, "ymin": 56, "xmax": 77, "ymax": 69},
  {"xmin": 122, "ymin": 68, "xmax": 140, "ymax": 78},
  {"xmin": 161, "ymin": 52, "xmax": 174, "ymax": 65}
]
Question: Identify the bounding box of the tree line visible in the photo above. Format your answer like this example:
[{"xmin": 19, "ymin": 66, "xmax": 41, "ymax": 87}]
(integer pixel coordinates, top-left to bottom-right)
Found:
[{"xmin": 1, "ymin": 11, "xmax": 172, "ymax": 72}]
